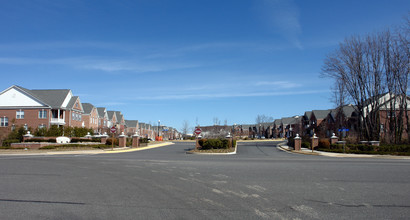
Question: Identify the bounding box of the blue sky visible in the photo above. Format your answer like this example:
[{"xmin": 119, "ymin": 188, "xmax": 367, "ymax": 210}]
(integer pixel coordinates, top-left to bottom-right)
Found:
[{"xmin": 0, "ymin": 0, "xmax": 409, "ymax": 130}]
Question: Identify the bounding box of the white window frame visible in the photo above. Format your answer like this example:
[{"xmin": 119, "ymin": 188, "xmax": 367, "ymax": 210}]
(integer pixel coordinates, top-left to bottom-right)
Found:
[
  {"xmin": 16, "ymin": 110, "xmax": 24, "ymax": 119},
  {"xmin": 39, "ymin": 109, "xmax": 47, "ymax": 119},
  {"xmin": 1, "ymin": 117, "xmax": 8, "ymax": 127}
]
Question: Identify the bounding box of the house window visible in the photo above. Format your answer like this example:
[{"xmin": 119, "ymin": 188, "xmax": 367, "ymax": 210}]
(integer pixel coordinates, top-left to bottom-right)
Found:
[
  {"xmin": 1, "ymin": 117, "xmax": 8, "ymax": 127},
  {"xmin": 39, "ymin": 110, "xmax": 47, "ymax": 119},
  {"xmin": 16, "ymin": 110, "xmax": 24, "ymax": 119}
]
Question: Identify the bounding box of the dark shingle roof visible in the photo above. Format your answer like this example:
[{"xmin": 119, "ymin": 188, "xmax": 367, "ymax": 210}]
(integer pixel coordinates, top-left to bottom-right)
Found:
[
  {"xmin": 30, "ymin": 89, "xmax": 71, "ymax": 109},
  {"xmin": 97, "ymin": 107, "xmax": 106, "ymax": 118},
  {"xmin": 107, "ymin": 111, "xmax": 115, "ymax": 120},
  {"xmin": 312, "ymin": 110, "xmax": 332, "ymax": 120},
  {"xmin": 139, "ymin": 123, "xmax": 146, "ymax": 129},
  {"xmin": 330, "ymin": 105, "xmax": 357, "ymax": 119},
  {"xmin": 125, "ymin": 120, "xmax": 138, "ymax": 128},
  {"xmin": 82, "ymin": 103, "xmax": 95, "ymax": 114},
  {"xmin": 304, "ymin": 111, "xmax": 312, "ymax": 120},
  {"xmin": 65, "ymin": 96, "xmax": 83, "ymax": 113},
  {"xmin": 14, "ymin": 85, "xmax": 71, "ymax": 109},
  {"xmin": 281, "ymin": 116, "xmax": 301, "ymax": 125},
  {"xmin": 115, "ymin": 111, "xmax": 124, "ymax": 123}
]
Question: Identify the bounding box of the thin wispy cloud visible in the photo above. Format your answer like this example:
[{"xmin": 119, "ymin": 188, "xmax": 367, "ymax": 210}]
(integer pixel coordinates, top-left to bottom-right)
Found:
[
  {"xmin": 129, "ymin": 90, "xmax": 326, "ymax": 100},
  {"xmin": 0, "ymin": 56, "xmax": 201, "ymax": 73},
  {"xmin": 254, "ymin": 81, "xmax": 300, "ymax": 88},
  {"xmin": 257, "ymin": 0, "xmax": 303, "ymax": 49},
  {"xmin": 95, "ymin": 102, "xmax": 126, "ymax": 107}
]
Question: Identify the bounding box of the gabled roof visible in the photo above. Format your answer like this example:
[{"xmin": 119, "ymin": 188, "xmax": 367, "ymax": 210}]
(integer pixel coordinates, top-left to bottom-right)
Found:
[
  {"xmin": 29, "ymin": 89, "xmax": 71, "ymax": 109},
  {"xmin": 303, "ymin": 111, "xmax": 312, "ymax": 120},
  {"xmin": 3, "ymin": 85, "xmax": 73, "ymax": 109},
  {"xmin": 66, "ymin": 96, "xmax": 84, "ymax": 112},
  {"xmin": 125, "ymin": 120, "xmax": 138, "ymax": 128},
  {"xmin": 138, "ymin": 122, "xmax": 146, "ymax": 129},
  {"xmin": 115, "ymin": 111, "xmax": 124, "ymax": 123},
  {"xmin": 281, "ymin": 117, "xmax": 295, "ymax": 125},
  {"xmin": 82, "ymin": 103, "xmax": 95, "ymax": 115},
  {"xmin": 330, "ymin": 104, "xmax": 358, "ymax": 119},
  {"xmin": 97, "ymin": 107, "xmax": 107, "ymax": 118},
  {"xmin": 107, "ymin": 111, "xmax": 116, "ymax": 120},
  {"xmin": 311, "ymin": 110, "xmax": 332, "ymax": 120},
  {"xmin": 273, "ymin": 119, "xmax": 282, "ymax": 126}
]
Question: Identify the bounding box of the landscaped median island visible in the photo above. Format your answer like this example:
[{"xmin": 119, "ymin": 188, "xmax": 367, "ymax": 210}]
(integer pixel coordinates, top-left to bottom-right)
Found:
[{"xmin": 187, "ymin": 138, "xmax": 237, "ymax": 154}]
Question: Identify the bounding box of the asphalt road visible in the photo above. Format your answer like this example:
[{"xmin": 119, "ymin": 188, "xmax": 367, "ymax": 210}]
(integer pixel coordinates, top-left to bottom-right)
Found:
[{"xmin": 0, "ymin": 141, "xmax": 409, "ymax": 219}]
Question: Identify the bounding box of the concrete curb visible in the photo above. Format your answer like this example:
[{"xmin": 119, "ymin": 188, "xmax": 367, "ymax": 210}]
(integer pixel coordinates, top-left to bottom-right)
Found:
[
  {"xmin": 186, "ymin": 143, "xmax": 238, "ymax": 155},
  {"xmin": 103, "ymin": 142, "xmax": 174, "ymax": 154},
  {"xmin": 0, "ymin": 142, "xmax": 174, "ymax": 156},
  {"xmin": 277, "ymin": 142, "xmax": 410, "ymax": 159}
]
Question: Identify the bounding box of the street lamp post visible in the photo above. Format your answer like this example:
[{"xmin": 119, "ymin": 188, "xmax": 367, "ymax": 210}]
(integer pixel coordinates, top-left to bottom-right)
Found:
[{"xmin": 158, "ymin": 120, "xmax": 160, "ymax": 141}]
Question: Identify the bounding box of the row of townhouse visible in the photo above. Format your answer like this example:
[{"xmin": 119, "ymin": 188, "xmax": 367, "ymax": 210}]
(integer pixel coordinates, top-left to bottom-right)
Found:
[
  {"xmin": 198, "ymin": 94, "xmax": 409, "ymax": 141},
  {"xmin": 0, "ymin": 85, "xmax": 180, "ymax": 140},
  {"xmin": 265, "ymin": 93, "xmax": 410, "ymax": 140}
]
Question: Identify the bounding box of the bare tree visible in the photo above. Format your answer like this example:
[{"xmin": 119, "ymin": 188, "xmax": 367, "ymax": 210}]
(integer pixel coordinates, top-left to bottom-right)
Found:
[
  {"xmin": 255, "ymin": 114, "xmax": 273, "ymax": 124},
  {"xmin": 213, "ymin": 117, "xmax": 221, "ymax": 126},
  {"xmin": 330, "ymin": 78, "xmax": 349, "ymax": 108},
  {"xmin": 322, "ymin": 34, "xmax": 385, "ymax": 141},
  {"xmin": 322, "ymin": 20, "xmax": 409, "ymax": 143},
  {"xmin": 181, "ymin": 120, "xmax": 190, "ymax": 135}
]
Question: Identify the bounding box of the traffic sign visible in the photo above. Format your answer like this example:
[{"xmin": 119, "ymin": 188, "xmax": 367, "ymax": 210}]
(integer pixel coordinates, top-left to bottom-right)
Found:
[
  {"xmin": 194, "ymin": 127, "xmax": 202, "ymax": 135},
  {"xmin": 110, "ymin": 126, "xmax": 117, "ymax": 133}
]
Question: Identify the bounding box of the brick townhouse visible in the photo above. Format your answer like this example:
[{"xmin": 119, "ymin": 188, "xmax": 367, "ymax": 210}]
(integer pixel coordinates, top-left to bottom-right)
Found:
[
  {"xmin": 0, "ymin": 85, "xmax": 84, "ymax": 138},
  {"xmin": 125, "ymin": 120, "xmax": 138, "ymax": 136},
  {"xmin": 82, "ymin": 103, "xmax": 99, "ymax": 133},
  {"xmin": 107, "ymin": 111, "xmax": 117, "ymax": 131},
  {"xmin": 97, "ymin": 107, "xmax": 109, "ymax": 134}
]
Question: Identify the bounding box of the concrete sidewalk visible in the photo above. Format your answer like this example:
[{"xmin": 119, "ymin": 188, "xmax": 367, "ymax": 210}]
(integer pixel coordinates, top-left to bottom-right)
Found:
[
  {"xmin": 278, "ymin": 143, "xmax": 410, "ymax": 160},
  {"xmin": 0, "ymin": 142, "xmax": 174, "ymax": 156}
]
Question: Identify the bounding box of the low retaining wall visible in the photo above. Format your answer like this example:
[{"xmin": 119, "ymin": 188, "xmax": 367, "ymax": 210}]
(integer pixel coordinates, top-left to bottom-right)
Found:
[{"xmin": 11, "ymin": 142, "xmax": 101, "ymax": 150}]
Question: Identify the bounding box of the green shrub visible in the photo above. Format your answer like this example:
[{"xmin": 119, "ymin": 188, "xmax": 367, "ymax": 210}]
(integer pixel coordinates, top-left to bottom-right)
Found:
[
  {"xmin": 318, "ymin": 139, "xmax": 330, "ymax": 149},
  {"xmin": 198, "ymin": 138, "xmax": 234, "ymax": 150},
  {"xmin": 287, "ymin": 137, "xmax": 294, "ymax": 147},
  {"xmin": 46, "ymin": 125, "xmax": 63, "ymax": 137},
  {"xmin": 91, "ymin": 137, "xmax": 101, "ymax": 142},
  {"xmin": 7, "ymin": 126, "xmax": 28, "ymax": 142},
  {"xmin": 2, "ymin": 139, "xmax": 20, "ymax": 147},
  {"xmin": 301, "ymin": 141, "xmax": 310, "ymax": 149},
  {"xmin": 26, "ymin": 138, "xmax": 56, "ymax": 143},
  {"xmin": 126, "ymin": 138, "xmax": 132, "ymax": 146},
  {"xmin": 140, "ymin": 138, "xmax": 149, "ymax": 144},
  {"xmin": 34, "ymin": 127, "xmax": 47, "ymax": 137},
  {"xmin": 317, "ymin": 143, "xmax": 410, "ymax": 155},
  {"xmin": 106, "ymin": 138, "xmax": 119, "ymax": 146},
  {"xmin": 39, "ymin": 145, "xmax": 57, "ymax": 150},
  {"xmin": 70, "ymin": 138, "xmax": 100, "ymax": 143}
]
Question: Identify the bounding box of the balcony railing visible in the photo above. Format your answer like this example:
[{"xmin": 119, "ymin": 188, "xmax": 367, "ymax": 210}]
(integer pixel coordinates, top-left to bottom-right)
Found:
[{"xmin": 50, "ymin": 118, "xmax": 66, "ymax": 125}]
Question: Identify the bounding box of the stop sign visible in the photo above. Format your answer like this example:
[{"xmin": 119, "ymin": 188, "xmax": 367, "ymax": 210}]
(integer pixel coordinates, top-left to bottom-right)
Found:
[
  {"xmin": 110, "ymin": 126, "xmax": 117, "ymax": 133},
  {"xmin": 194, "ymin": 128, "xmax": 202, "ymax": 135}
]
